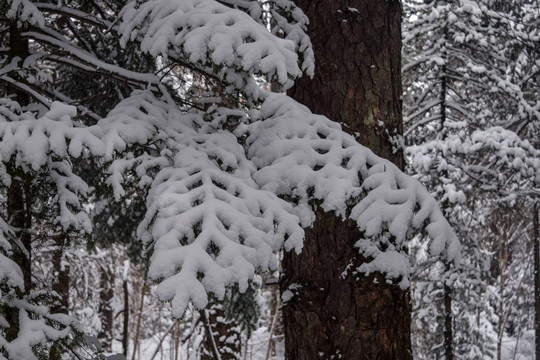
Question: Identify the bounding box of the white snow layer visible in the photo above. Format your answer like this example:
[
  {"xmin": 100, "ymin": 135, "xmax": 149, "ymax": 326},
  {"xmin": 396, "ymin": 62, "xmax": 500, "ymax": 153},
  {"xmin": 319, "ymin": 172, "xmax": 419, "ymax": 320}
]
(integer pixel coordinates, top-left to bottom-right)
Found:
[{"xmin": 119, "ymin": 0, "xmax": 313, "ymax": 93}]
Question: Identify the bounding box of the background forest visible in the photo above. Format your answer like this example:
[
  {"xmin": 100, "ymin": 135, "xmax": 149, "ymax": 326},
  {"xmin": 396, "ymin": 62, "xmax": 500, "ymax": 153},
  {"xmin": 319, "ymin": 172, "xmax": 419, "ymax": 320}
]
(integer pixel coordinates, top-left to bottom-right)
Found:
[{"xmin": 0, "ymin": 0, "xmax": 538, "ymax": 359}]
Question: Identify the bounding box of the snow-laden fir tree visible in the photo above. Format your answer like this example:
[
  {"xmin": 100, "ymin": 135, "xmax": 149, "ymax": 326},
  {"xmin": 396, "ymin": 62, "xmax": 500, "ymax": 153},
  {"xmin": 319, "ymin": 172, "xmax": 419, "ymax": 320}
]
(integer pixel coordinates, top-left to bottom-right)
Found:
[
  {"xmin": 403, "ymin": 0, "xmax": 539, "ymax": 358},
  {"xmin": 2, "ymin": 1, "xmax": 461, "ymax": 358}
]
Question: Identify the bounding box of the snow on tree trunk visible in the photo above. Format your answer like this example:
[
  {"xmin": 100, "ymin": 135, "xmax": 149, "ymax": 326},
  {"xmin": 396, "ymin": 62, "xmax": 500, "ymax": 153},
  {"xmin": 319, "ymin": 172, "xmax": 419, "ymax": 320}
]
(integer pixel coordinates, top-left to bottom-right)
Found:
[
  {"xmin": 281, "ymin": 0, "xmax": 411, "ymax": 358},
  {"xmin": 49, "ymin": 234, "xmax": 70, "ymax": 360},
  {"xmin": 98, "ymin": 260, "xmax": 114, "ymax": 352},
  {"xmin": 201, "ymin": 302, "xmax": 242, "ymax": 360}
]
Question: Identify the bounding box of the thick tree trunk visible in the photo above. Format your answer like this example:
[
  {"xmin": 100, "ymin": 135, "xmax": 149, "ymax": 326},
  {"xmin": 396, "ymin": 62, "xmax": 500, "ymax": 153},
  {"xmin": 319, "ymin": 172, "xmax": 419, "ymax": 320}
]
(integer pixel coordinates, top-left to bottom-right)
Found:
[
  {"xmin": 283, "ymin": 1, "xmax": 411, "ymax": 359},
  {"xmin": 289, "ymin": 0, "xmax": 403, "ymax": 168},
  {"xmin": 282, "ymin": 211, "xmax": 411, "ymax": 359}
]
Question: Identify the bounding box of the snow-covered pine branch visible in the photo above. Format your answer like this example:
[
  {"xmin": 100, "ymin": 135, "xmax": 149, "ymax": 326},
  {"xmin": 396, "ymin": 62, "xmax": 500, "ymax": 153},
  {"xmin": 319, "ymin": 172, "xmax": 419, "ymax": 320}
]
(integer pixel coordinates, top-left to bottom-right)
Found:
[
  {"xmin": 101, "ymin": 90, "xmax": 460, "ymax": 316},
  {"xmin": 406, "ymin": 126, "xmax": 540, "ymax": 199},
  {"xmin": 118, "ymin": 0, "xmax": 313, "ymax": 97},
  {"xmin": 0, "ymin": 99, "xmax": 105, "ymax": 356},
  {"xmin": 0, "ymin": 100, "xmax": 103, "ymax": 231},
  {"xmin": 248, "ymin": 93, "xmax": 460, "ymax": 289},
  {"xmin": 100, "ymin": 91, "xmax": 304, "ymax": 317}
]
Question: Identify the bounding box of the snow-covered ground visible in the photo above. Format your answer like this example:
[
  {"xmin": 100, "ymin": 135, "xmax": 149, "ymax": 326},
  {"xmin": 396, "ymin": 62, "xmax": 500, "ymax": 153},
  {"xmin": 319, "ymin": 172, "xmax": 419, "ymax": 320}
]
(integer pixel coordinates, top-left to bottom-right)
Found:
[
  {"xmin": 500, "ymin": 331, "xmax": 534, "ymax": 360},
  {"xmin": 106, "ymin": 325, "xmax": 285, "ymax": 360}
]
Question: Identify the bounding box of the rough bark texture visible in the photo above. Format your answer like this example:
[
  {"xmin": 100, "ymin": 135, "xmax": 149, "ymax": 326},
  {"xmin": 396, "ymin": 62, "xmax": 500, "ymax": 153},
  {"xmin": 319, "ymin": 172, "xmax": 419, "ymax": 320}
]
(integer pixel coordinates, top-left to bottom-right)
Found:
[
  {"xmin": 289, "ymin": 0, "xmax": 404, "ymax": 168},
  {"xmin": 282, "ymin": 211, "xmax": 411, "ymax": 359},
  {"xmin": 282, "ymin": 1, "xmax": 411, "ymax": 359}
]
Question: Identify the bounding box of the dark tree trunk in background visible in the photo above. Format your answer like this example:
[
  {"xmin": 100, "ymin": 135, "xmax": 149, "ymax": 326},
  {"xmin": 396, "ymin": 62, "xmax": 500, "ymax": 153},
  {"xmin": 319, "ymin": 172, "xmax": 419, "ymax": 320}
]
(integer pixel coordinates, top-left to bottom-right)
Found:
[
  {"xmin": 282, "ymin": 1, "xmax": 411, "ymax": 359},
  {"xmin": 440, "ymin": 63, "xmax": 454, "ymax": 360},
  {"xmin": 49, "ymin": 235, "xmax": 70, "ymax": 360},
  {"xmin": 122, "ymin": 278, "xmax": 129, "ymax": 357},
  {"xmin": 444, "ymin": 266, "xmax": 454, "ymax": 360},
  {"xmin": 201, "ymin": 303, "xmax": 242, "ymax": 360},
  {"xmin": 98, "ymin": 262, "xmax": 114, "ymax": 351}
]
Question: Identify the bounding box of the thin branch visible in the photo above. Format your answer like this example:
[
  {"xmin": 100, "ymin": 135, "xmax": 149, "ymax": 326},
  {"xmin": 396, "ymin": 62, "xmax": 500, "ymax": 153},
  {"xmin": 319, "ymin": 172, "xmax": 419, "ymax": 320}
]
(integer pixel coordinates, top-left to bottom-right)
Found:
[{"xmin": 201, "ymin": 309, "xmax": 222, "ymax": 360}]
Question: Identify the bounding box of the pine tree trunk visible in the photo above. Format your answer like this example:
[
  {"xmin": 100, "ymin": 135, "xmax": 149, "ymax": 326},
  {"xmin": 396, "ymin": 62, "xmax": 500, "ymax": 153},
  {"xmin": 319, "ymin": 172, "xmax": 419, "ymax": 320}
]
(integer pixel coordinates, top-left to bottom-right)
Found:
[
  {"xmin": 288, "ymin": 0, "xmax": 403, "ymax": 168},
  {"xmin": 123, "ymin": 278, "xmax": 129, "ymax": 357},
  {"xmin": 497, "ymin": 225, "xmax": 508, "ymax": 360},
  {"xmin": 98, "ymin": 261, "xmax": 114, "ymax": 352},
  {"xmin": 49, "ymin": 235, "xmax": 70, "ymax": 360},
  {"xmin": 440, "ymin": 65, "xmax": 454, "ymax": 360},
  {"xmin": 283, "ymin": 1, "xmax": 411, "ymax": 359},
  {"xmin": 201, "ymin": 302, "xmax": 242, "ymax": 360}
]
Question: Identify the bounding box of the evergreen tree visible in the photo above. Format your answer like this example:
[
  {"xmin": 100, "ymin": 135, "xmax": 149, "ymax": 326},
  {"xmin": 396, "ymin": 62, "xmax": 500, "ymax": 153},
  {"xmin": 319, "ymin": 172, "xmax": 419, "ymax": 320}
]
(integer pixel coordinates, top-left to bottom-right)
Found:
[
  {"xmin": 402, "ymin": 0, "xmax": 540, "ymax": 358},
  {"xmin": 1, "ymin": 1, "xmax": 461, "ymax": 358}
]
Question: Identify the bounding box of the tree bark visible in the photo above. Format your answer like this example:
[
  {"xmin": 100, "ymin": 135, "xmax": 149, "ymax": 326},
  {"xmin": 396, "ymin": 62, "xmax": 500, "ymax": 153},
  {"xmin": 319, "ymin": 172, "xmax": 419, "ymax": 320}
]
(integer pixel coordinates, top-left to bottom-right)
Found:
[
  {"xmin": 201, "ymin": 302, "xmax": 242, "ymax": 360},
  {"xmin": 49, "ymin": 235, "xmax": 70, "ymax": 360},
  {"xmin": 123, "ymin": 278, "xmax": 129, "ymax": 357},
  {"xmin": 443, "ymin": 265, "xmax": 454, "ymax": 360},
  {"xmin": 282, "ymin": 1, "xmax": 411, "ymax": 359},
  {"xmin": 440, "ymin": 64, "xmax": 453, "ymax": 360},
  {"xmin": 288, "ymin": 0, "xmax": 403, "ymax": 168},
  {"xmin": 98, "ymin": 261, "xmax": 114, "ymax": 352}
]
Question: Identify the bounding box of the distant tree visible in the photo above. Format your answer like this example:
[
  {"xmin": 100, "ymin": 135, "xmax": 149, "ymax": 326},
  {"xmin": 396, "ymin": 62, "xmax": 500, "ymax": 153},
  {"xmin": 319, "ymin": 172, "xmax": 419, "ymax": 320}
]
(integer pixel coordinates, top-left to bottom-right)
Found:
[{"xmin": 402, "ymin": 0, "xmax": 540, "ymax": 358}]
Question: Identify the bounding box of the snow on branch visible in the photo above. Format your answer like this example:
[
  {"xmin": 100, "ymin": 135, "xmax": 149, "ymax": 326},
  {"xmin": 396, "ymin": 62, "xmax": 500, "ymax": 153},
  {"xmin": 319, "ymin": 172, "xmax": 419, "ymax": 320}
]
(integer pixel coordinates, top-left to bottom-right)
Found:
[
  {"xmin": 0, "ymin": 100, "xmax": 104, "ymax": 171},
  {"xmin": 119, "ymin": 0, "xmax": 309, "ymax": 93},
  {"xmin": 0, "ymin": 295, "xmax": 73, "ymax": 360},
  {"xmin": 1, "ymin": 0, "xmax": 460, "ymax": 320},
  {"xmin": 100, "ymin": 91, "xmax": 304, "ymax": 316},
  {"xmin": 6, "ymin": 0, "xmax": 45, "ymax": 27},
  {"xmin": 247, "ymin": 93, "xmax": 461, "ymax": 288},
  {"xmin": 216, "ymin": 0, "xmax": 314, "ymax": 76},
  {"xmin": 407, "ymin": 126, "xmax": 540, "ymax": 198},
  {"xmin": 0, "ymin": 99, "xmax": 103, "ymax": 233}
]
